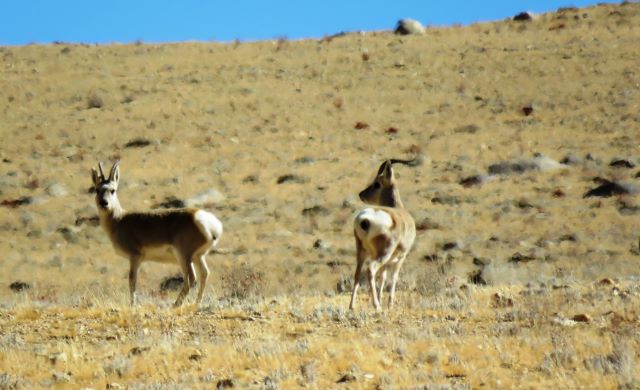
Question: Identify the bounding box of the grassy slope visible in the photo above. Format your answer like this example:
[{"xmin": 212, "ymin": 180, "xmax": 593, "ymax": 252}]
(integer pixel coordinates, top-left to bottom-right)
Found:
[{"xmin": 0, "ymin": 2, "xmax": 639, "ymax": 388}]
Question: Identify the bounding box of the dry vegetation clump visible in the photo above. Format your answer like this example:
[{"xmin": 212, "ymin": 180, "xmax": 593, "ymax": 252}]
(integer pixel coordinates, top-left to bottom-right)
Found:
[{"xmin": 0, "ymin": 2, "xmax": 639, "ymax": 388}]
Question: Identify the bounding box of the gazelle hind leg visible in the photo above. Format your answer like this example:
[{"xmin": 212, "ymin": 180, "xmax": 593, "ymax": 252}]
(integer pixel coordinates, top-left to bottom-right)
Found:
[
  {"xmin": 378, "ymin": 267, "xmax": 388, "ymax": 304},
  {"xmin": 388, "ymin": 253, "xmax": 408, "ymax": 309},
  {"xmin": 193, "ymin": 249, "xmax": 211, "ymax": 306},
  {"xmin": 174, "ymin": 252, "xmax": 196, "ymax": 307},
  {"xmin": 349, "ymin": 235, "xmax": 366, "ymax": 310}
]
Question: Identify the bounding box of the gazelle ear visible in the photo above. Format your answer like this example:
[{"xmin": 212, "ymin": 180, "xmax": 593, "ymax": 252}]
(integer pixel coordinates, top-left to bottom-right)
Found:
[
  {"xmin": 91, "ymin": 168, "xmax": 101, "ymax": 188},
  {"xmin": 380, "ymin": 160, "xmax": 394, "ymax": 181},
  {"xmin": 109, "ymin": 161, "xmax": 120, "ymax": 186},
  {"xmin": 377, "ymin": 160, "xmax": 390, "ymax": 176}
]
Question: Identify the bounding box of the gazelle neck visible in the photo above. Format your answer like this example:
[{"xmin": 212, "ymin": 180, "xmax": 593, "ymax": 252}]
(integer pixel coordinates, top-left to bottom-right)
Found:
[{"xmin": 380, "ymin": 187, "xmax": 404, "ymax": 208}]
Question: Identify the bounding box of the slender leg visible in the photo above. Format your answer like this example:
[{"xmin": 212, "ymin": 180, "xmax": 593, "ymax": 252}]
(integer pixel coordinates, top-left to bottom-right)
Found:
[
  {"xmin": 174, "ymin": 254, "xmax": 196, "ymax": 307},
  {"xmin": 194, "ymin": 253, "xmax": 210, "ymax": 306},
  {"xmin": 388, "ymin": 253, "xmax": 408, "ymax": 309},
  {"xmin": 368, "ymin": 249, "xmax": 395, "ymax": 311},
  {"xmin": 368, "ymin": 264, "xmax": 381, "ymax": 311},
  {"xmin": 349, "ymin": 236, "xmax": 366, "ymax": 310},
  {"xmin": 129, "ymin": 256, "xmax": 141, "ymax": 306},
  {"xmin": 378, "ymin": 267, "xmax": 388, "ymax": 303}
]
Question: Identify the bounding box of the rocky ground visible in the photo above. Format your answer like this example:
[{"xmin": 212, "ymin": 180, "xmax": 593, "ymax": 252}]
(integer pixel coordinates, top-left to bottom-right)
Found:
[{"xmin": 0, "ymin": 2, "xmax": 639, "ymax": 388}]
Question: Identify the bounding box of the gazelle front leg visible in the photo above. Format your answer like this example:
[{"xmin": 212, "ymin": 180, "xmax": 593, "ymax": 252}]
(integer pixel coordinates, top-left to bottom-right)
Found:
[
  {"xmin": 129, "ymin": 255, "xmax": 142, "ymax": 306},
  {"xmin": 349, "ymin": 236, "xmax": 366, "ymax": 310}
]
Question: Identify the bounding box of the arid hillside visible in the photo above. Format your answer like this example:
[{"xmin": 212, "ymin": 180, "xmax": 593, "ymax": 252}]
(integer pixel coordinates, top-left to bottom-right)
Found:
[{"xmin": 0, "ymin": 3, "xmax": 639, "ymax": 388}]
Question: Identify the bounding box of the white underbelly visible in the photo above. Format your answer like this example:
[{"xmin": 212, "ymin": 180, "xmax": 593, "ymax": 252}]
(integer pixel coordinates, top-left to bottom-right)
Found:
[{"xmin": 141, "ymin": 245, "xmax": 179, "ymax": 264}]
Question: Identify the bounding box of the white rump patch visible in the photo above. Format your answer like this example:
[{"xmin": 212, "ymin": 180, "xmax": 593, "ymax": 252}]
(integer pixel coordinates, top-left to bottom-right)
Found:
[
  {"xmin": 354, "ymin": 208, "xmax": 393, "ymax": 238},
  {"xmin": 194, "ymin": 210, "xmax": 223, "ymax": 244}
]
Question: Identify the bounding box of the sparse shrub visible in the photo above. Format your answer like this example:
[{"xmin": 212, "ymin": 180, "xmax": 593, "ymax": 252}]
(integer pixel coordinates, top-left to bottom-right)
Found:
[
  {"xmin": 103, "ymin": 355, "xmax": 132, "ymax": 378},
  {"xmin": 87, "ymin": 92, "xmax": 104, "ymax": 109},
  {"xmin": 221, "ymin": 263, "xmax": 265, "ymax": 299},
  {"xmin": 0, "ymin": 373, "xmax": 21, "ymax": 389},
  {"xmin": 299, "ymin": 361, "xmax": 316, "ymax": 384}
]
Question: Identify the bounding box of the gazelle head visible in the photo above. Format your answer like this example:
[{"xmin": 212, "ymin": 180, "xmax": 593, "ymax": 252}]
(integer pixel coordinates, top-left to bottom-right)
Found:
[
  {"xmin": 359, "ymin": 158, "xmax": 420, "ymax": 208},
  {"xmin": 91, "ymin": 161, "xmax": 122, "ymax": 213}
]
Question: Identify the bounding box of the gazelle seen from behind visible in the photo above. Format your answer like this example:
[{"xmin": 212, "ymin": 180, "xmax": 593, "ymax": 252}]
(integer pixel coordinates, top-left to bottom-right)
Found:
[
  {"xmin": 91, "ymin": 161, "xmax": 223, "ymax": 307},
  {"xmin": 349, "ymin": 158, "xmax": 419, "ymax": 311}
]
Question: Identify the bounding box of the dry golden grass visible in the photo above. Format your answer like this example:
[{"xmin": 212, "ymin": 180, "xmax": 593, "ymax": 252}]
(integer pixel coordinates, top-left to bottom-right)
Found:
[{"xmin": 1, "ymin": 2, "xmax": 639, "ymax": 388}]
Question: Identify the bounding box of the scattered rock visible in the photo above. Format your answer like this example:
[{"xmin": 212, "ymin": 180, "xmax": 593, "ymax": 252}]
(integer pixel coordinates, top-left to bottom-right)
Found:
[
  {"xmin": 415, "ymin": 216, "xmax": 441, "ymax": 231},
  {"xmin": 57, "ymin": 226, "xmax": 80, "ymax": 244},
  {"xmin": 10, "ymin": 281, "xmax": 31, "ymax": 293},
  {"xmin": 336, "ymin": 373, "xmax": 357, "ymax": 383},
  {"xmin": 583, "ymin": 179, "xmax": 633, "ymax": 198},
  {"xmin": 492, "ymin": 292, "xmax": 514, "ymax": 308},
  {"xmin": 277, "ymin": 174, "xmax": 308, "ymax": 184},
  {"xmin": 454, "ymin": 124, "xmax": 480, "ymax": 134},
  {"xmin": 124, "ymin": 138, "xmax": 152, "ymax": 148},
  {"xmin": 385, "ymin": 127, "xmax": 399, "ymax": 134},
  {"xmin": 46, "ymin": 183, "xmax": 67, "ymax": 197},
  {"xmin": 160, "ymin": 275, "xmax": 184, "ymax": 292},
  {"xmin": 153, "ymin": 196, "xmax": 186, "ymax": 209},
  {"xmin": 294, "ymin": 156, "xmax": 316, "ymax": 165},
  {"xmin": 618, "ymin": 200, "xmax": 640, "ymax": 215},
  {"xmin": 313, "ymin": 239, "xmax": 329, "ymax": 250},
  {"xmin": 598, "ymin": 278, "xmax": 614, "ymax": 286},
  {"xmin": 509, "ymin": 252, "xmax": 535, "ymax": 263},
  {"xmin": 87, "ymin": 93, "xmax": 104, "ymax": 109},
  {"xmin": 488, "ymin": 161, "xmax": 536, "ymax": 175},
  {"xmin": 52, "ymin": 371, "xmax": 72, "ymax": 382},
  {"xmin": 473, "ymin": 257, "xmax": 491, "ymax": 267},
  {"xmin": 552, "ymin": 189, "xmax": 565, "ymax": 198},
  {"xmin": 513, "ymin": 11, "xmax": 534, "ymax": 21},
  {"xmin": 49, "ymin": 352, "xmax": 67, "ymax": 364},
  {"xmin": 128, "ymin": 346, "xmax": 150, "ymax": 356},
  {"xmin": 189, "ymin": 350, "xmax": 203, "ymax": 361},
  {"xmin": 572, "ymin": 314, "xmax": 591, "ymax": 323},
  {"xmin": 302, "ymin": 205, "xmax": 330, "ymax": 217},
  {"xmin": 441, "ymin": 242, "xmax": 458, "ymax": 251},
  {"xmin": 459, "ymin": 174, "xmax": 488, "ymax": 188},
  {"xmin": 558, "ymin": 234, "xmax": 577, "ymax": 242},
  {"xmin": 609, "ymin": 159, "xmax": 635, "ymax": 168},
  {"xmin": 242, "ymin": 174, "xmax": 259, "ymax": 183},
  {"xmin": 354, "ymin": 121, "xmax": 369, "ymax": 130},
  {"xmin": 522, "ymin": 105, "xmax": 534, "ymax": 116},
  {"xmin": 531, "ymin": 153, "xmax": 567, "ymax": 171},
  {"xmin": 75, "ymin": 215, "xmax": 100, "ymax": 227},
  {"xmin": 560, "ymin": 155, "xmax": 582, "ymax": 165},
  {"xmin": 1, "ymin": 196, "xmax": 33, "ymax": 208},
  {"xmin": 216, "ymin": 378, "xmax": 235, "ymax": 389},
  {"xmin": 186, "ymin": 188, "xmax": 226, "ymax": 206},
  {"xmin": 422, "ymin": 253, "xmax": 438, "ymax": 262},
  {"xmin": 394, "ymin": 19, "xmax": 425, "ymax": 35},
  {"xmin": 468, "ymin": 270, "xmax": 486, "ymax": 285}
]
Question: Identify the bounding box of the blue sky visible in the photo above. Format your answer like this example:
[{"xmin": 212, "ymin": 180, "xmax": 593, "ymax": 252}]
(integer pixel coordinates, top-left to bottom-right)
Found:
[{"xmin": 0, "ymin": 1, "xmax": 619, "ymax": 45}]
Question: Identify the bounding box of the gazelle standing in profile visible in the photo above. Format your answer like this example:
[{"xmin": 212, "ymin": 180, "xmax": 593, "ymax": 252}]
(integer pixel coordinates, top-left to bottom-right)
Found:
[
  {"xmin": 91, "ymin": 161, "xmax": 223, "ymax": 307},
  {"xmin": 349, "ymin": 158, "xmax": 419, "ymax": 311}
]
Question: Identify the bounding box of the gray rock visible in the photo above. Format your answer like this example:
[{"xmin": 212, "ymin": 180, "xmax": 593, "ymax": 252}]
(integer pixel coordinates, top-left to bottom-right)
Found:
[
  {"xmin": 46, "ymin": 183, "xmax": 68, "ymax": 197},
  {"xmin": 395, "ymin": 19, "xmax": 425, "ymax": 35},
  {"xmin": 186, "ymin": 188, "xmax": 226, "ymax": 206}
]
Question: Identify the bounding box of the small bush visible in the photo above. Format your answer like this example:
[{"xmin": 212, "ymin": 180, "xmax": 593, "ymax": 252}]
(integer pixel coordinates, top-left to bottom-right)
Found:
[{"xmin": 221, "ymin": 263, "xmax": 265, "ymax": 299}]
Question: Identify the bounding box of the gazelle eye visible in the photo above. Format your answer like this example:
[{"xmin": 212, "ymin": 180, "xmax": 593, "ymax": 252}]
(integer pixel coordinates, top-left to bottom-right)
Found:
[
  {"xmin": 110, "ymin": 189, "xmax": 115, "ymax": 194},
  {"xmin": 373, "ymin": 182, "xmax": 381, "ymax": 189}
]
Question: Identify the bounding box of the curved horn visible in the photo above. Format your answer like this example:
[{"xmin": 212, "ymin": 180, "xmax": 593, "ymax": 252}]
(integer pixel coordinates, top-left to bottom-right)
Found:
[
  {"xmin": 109, "ymin": 160, "xmax": 121, "ymax": 181},
  {"xmin": 98, "ymin": 161, "xmax": 105, "ymax": 179},
  {"xmin": 389, "ymin": 156, "xmax": 423, "ymax": 167}
]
